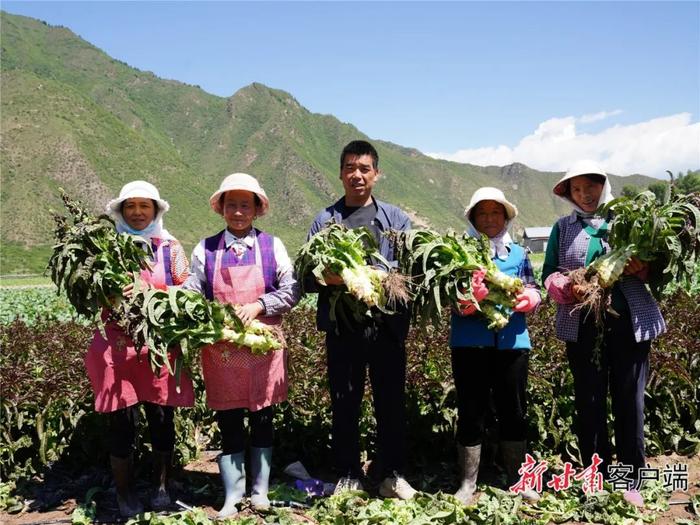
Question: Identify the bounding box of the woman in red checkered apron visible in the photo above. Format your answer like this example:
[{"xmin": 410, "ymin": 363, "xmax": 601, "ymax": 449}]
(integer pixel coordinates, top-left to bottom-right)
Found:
[
  {"xmin": 183, "ymin": 173, "xmax": 299, "ymax": 517},
  {"xmin": 85, "ymin": 181, "xmax": 195, "ymax": 517}
]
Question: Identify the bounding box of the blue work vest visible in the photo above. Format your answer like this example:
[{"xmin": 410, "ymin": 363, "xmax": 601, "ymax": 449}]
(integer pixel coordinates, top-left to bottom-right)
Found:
[{"xmin": 449, "ymin": 243, "xmax": 531, "ymax": 350}]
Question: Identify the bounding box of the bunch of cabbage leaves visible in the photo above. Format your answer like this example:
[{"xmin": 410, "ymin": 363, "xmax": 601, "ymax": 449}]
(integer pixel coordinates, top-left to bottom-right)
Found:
[
  {"xmin": 392, "ymin": 229, "xmax": 523, "ymax": 330},
  {"xmin": 571, "ymin": 190, "xmax": 700, "ymax": 309},
  {"xmin": 295, "ymin": 222, "xmax": 408, "ymax": 329}
]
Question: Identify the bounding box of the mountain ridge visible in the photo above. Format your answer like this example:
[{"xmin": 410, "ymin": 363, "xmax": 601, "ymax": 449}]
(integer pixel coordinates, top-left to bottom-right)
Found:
[{"xmin": 0, "ymin": 11, "xmax": 657, "ymax": 273}]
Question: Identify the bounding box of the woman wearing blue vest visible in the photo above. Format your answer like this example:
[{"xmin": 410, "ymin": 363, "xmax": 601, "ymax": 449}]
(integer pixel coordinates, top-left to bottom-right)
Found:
[
  {"xmin": 542, "ymin": 160, "xmax": 666, "ymax": 507},
  {"xmin": 450, "ymin": 187, "xmax": 541, "ymax": 505}
]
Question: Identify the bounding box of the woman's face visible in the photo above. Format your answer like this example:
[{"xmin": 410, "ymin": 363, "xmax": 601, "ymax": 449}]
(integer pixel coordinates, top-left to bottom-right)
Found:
[
  {"xmin": 472, "ymin": 200, "xmax": 507, "ymax": 238},
  {"xmin": 569, "ymin": 175, "xmax": 604, "ymax": 213},
  {"xmin": 223, "ymin": 190, "xmax": 257, "ymax": 236},
  {"xmin": 122, "ymin": 198, "xmax": 156, "ymax": 230}
]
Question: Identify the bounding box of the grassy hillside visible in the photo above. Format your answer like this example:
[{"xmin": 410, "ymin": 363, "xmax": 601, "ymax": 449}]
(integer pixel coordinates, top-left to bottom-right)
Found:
[{"xmin": 0, "ymin": 11, "xmax": 657, "ymax": 274}]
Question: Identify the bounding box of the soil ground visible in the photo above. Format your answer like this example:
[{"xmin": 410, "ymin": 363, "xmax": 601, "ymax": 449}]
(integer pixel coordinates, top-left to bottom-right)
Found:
[{"xmin": 2, "ymin": 452, "xmax": 698, "ymax": 525}]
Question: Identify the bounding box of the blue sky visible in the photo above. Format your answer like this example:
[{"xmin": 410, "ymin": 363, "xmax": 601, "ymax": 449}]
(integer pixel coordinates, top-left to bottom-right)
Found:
[{"xmin": 3, "ymin": 1, "xmax": 699, "ymax": 176}]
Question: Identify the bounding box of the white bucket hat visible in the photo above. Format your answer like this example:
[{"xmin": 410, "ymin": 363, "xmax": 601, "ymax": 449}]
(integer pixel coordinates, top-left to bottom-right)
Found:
[
  {"xmin": 106, "ymin": 180, "xmax": 170, "ymax": 218},
  {"xmin": 209, "ymin": 173, "xmax": 270, "ymax": 217},
  {"xmin": 553, "ymin": 159, "xmax": 613, "ymax": 211},
  {"xmin": 553, "ymin": 159, "xmax": 608, "ymax": 197},
  {"xmin": 464, "ymin": 187, "xmax": 518, "ymax": 221}
]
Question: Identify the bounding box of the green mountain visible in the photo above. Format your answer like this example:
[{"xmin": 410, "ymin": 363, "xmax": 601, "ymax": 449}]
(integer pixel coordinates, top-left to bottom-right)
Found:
[{"xmin": 0, "ymin": 12, "xmax": 656, "ymax": 274}]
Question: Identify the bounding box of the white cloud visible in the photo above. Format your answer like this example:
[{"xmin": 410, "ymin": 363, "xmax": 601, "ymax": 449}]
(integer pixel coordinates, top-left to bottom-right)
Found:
[
  {"xmin": 579, "ymin": 109, "xmax": 623, "ymax": 124},
  {"xmin": 427, "ymin": 112, "xmax": 700, "ymax": 177}
]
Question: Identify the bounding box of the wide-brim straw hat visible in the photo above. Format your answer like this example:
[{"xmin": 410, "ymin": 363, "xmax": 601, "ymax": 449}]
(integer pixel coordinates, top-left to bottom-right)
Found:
[
  {"xmin": 106, "ymin": 180, "xmax": 170, "ymax": 218},
  {"xmin": 209, "ymin": 172, "xmax": 270, "ymax": 217},
  {"xmin": 464, "ymin": 187, "xmax": 518, "ymax": 221},
  {"xmin": 553, "ymin": 160, "xmax": 608, "ymax": 197}
]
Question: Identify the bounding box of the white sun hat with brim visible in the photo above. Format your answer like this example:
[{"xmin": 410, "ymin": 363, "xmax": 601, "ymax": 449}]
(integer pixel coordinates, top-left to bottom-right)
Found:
[
  {"xmin": 464, "ymin": 187, "xmax": 518, "ymax": 222},
  {"xmin": 553, "ymin": 159, "xmax": 608, "ymax": 197},
  {"xmin": 106, "ymin": 180, "xmax": 170, "ymax": 219},
  {"xmin": 553, "ymin": 159, "xmax": 613, "ymax": 210},
  {"xmin": 209, "ymin": 172, "xmax": 270, "ymax": 217}
]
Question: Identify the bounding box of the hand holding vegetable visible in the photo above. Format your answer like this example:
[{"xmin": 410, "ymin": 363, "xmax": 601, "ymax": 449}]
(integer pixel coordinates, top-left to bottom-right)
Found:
[
  {"xmin": 456, "ymin": 269, "xmax": 489, "ymax": 316},
  {"xmin": 236, "ymin": 301, "xmax": 265, "ymax": 326},
  {"xmin": 571, "ymin": 284, "xmax": 586, "ymax": 303},
  {"xmin": 321, "ymin": 270, "xmax": 344, "ymax": 286},
  {"xmin": 623, "ymin": 256, "xmax": 648, "ymax": 279},
  {"xmin": 49, "ymin": 192, "xmax": 283, "ymax": 390},
  {"xmin": 513, "ymin": 287, "xmax": 540, "ymax": 313}
]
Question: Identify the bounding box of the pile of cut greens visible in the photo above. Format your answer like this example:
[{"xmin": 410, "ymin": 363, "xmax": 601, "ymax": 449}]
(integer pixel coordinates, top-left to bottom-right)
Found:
[
  {"xmin": 110, "ymin": 480, "xmax": 670, "ymax": 525},
  {"xmin": 392, "ymin": 229, "xmax": 523, "ymax": 330},
  {"xmin": 295, "ymin": 221, "xmax": 409, "ymax": 328},
  {"xmin": 48, "ymin": 192, "xmax": 281, "ymax": 386}
]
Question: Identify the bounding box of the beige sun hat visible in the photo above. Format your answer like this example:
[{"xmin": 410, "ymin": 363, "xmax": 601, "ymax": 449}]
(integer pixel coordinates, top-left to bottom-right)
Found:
[
  {"xmin": 106, "ymin": 180, "xmax": 170, "ymax": 218},
  {"xmin": 464, "ymin": 187, "xmax": 518, "ymax": 221},
  {"xmin": 553, "ymin": 159, "xmax": 607, "ymax": 197},
  {"xmin": 209, "ymin": 173, "xmax": 270, "ymax": 216}
]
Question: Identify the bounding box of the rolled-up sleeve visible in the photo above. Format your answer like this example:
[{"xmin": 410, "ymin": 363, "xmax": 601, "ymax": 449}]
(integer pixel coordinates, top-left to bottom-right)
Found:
[{"xmin": 258, "ymin": 237, "xmax": 301, "ymax": 316}]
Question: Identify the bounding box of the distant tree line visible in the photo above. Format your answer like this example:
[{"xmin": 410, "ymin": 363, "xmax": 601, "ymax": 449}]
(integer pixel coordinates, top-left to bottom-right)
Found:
[{"xmin": 621, "ymin": 169, "xmax": 700, "ymax": 202}]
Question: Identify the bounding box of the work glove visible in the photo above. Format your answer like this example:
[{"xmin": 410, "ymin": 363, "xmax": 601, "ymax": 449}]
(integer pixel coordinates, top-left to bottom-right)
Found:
[
  {"xmin": 456, "ymin": 268, "xmax": 489, "ymax": 316},
  {"xmin": 513, "ymin": 287, "xmax": 541, "ymax": 313},
  {"xmin": 544, "ymin": 272, "xmax": 575, "ymax": 304}
]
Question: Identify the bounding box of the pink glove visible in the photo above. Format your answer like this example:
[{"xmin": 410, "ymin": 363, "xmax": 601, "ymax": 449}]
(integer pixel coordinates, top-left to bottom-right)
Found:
[
  {"xmin": 457, "ymin": 269, "xmax": 489, "ymax": 316},
  {"xmin": 544, "ymin": 272, "xmax": 575, "ymax": 304},
  {"xmin": 513, "ymin": 287, "xmax": 541, "ymax": 313}
]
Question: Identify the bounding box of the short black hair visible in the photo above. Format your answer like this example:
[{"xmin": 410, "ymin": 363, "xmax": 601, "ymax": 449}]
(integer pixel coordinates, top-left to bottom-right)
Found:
[{"xmin": 340, "ymin": 140, "xmax": 379, "ymax": 171}]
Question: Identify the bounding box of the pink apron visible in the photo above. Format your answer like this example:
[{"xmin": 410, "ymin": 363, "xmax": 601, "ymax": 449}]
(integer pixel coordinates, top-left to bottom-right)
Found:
[
  {"xmin": 85, "ymin": 240, "xmax": 195, "ymax": 413},
  {"xmin": 200, "ymin": 234, "xmax": 288, "ymax": 411}
]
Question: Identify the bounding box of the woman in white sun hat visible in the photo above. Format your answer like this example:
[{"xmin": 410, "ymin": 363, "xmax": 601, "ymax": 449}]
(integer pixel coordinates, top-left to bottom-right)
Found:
[
  {"xmin": 183, "ymin": 172, "xmax": 299, "ymax": 517},
  {"xmin": 542, "ymin": 160, "xmax": 665, "ymax": 507},
  {"xmin": 449, "ymin": 187, "xmax": 541, "ymax": 505},
  {"xmin": 86, "ymin": 180, "xmax": 195, "ymax": 518}
]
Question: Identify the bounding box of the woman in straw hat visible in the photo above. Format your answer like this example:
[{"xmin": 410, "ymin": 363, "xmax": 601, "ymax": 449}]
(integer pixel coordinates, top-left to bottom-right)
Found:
[
  {"xmin": 542, "ymin": 160, "xmax": 665, "ymax": 507},
  {"xmin": 183, "ymin": 173, "xmax": 299, "ymax": 517},
  {"xmin": 449, "ymin": 187, "xmax": 541, "ymax": 505},
  {"xmin": 86, "ymin": 181, "xmax": 195, "ymax": 518}
]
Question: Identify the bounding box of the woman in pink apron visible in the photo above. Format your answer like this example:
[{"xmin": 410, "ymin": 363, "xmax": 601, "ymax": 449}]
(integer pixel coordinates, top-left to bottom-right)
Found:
[
  {"xmin": 183, "ymin": 173, "xmax": 299, "ymax": 517},
  {"xmin": 85, "ymin": 181, "xmax": 195, "ymax": 518}
]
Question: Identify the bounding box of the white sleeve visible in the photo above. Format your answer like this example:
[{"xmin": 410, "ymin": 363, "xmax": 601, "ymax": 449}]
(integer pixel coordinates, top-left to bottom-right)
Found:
[{"xmin": 182, "ymin": 240, "xmax": 207, "ymax": 294}]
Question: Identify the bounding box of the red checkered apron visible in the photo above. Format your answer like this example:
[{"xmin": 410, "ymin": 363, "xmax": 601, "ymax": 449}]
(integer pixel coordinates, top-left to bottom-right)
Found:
[
  {"xmin": 85, "ymin": 240, "xmax": 195, "ymax": 413},
  {"xmin": 200, "ymin": 235, "xmax": 288, "ymax": 411}
]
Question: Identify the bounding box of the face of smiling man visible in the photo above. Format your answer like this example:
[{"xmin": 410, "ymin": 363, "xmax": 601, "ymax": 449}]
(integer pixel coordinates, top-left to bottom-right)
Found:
[{"xmin": 340, "ymin": 153, "xmax": 380, "ymax": 207}]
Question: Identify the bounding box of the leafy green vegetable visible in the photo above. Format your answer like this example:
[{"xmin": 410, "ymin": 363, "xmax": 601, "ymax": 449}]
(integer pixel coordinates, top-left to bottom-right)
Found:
[
  {"xmin": 295, "ymin": 221, "xmax": 407, "ymax": 328},
  {"xmin": 392, "ymin": 229, "xmax": 523, "ymax": 329},
  {"xmin": 588, "ymin": 190, "xmax": 700, "ymax": 297},
  {"xmin": 121, "ymin": 287, "xmax": 282, "ymax": 385},
  {"xmin": 48, "ymin": 192, "xmax": 281, "ymax": 387},
  {"xmin": 48, "ymin": 190, "xmax": 151, "ymax": 320}
]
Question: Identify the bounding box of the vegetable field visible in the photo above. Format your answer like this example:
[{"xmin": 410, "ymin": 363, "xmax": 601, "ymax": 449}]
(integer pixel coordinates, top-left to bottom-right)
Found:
[{"xmin": 1, "ymin": 284, "xmax": 699, "ymax": 524}]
